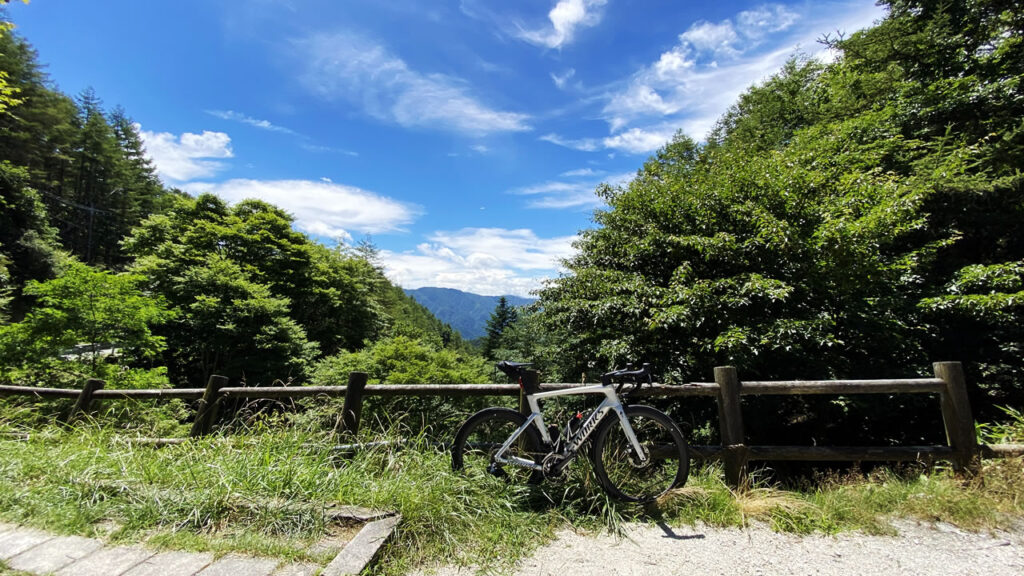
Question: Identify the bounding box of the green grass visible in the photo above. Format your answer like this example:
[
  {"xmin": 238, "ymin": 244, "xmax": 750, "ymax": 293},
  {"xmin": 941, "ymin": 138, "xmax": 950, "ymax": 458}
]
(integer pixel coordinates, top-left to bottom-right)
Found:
[{"xmin": 0, "ymin": 415, "xmax": 1022, "ymax": 575}]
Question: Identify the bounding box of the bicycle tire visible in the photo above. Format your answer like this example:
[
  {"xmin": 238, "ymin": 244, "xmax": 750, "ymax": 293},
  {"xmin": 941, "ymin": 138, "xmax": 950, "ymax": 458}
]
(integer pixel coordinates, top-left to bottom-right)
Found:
[
  {"xmin": 590, "ymin": 405, "xmax": 689, "ymax": 502},
  {"xmin": 452, "ymin": 407, "xmax": 544, "ymax": 484}
]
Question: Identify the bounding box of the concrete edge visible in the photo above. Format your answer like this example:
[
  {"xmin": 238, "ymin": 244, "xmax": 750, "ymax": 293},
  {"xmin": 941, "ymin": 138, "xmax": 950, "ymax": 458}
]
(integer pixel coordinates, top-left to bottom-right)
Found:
[{"xmin": 320, "ymin": 514, "xmax": 401, "ymax": 576}]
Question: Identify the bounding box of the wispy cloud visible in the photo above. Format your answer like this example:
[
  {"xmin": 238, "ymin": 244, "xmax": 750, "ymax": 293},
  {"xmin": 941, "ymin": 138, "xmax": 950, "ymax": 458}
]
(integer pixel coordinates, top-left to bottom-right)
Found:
[
  {"xmin": 560, "ymin": 168, "xmax": 599, "ymax": 177},
  {"xmin": 381, "ymin": 228, "xmax": 578, "ymax": 296},
  {"xmin": 597, "ymin": 1, "xmax": 883, "ymax": 151},
  {"xmin": 534, "ymin": 2, "xmax": 883, "ymax": 156},
  {"xmin": 139, "ymin": 126, "xmax": 233, "ymax": 183},
  {"xmin": 295, "ymin": 32, "xmax": 531, "ymax": 137},
  {"xmin": 182, "ymin": 179, "xmax": 419, "ymax": 241},
  {"xmin": 551, "ymin": 68, "xmax": 576, "ymax": 89},
  {"xmin": 602, "ymin": 125, "xmax": 680, "ymax": 154},
  {"xmin": 511, "ymin": 171, "xmax": 633, "ymax": 210},
  {"xmin": 515, "ymin": 0, "xmax": 608, "ymax": 49},
  {"xmin": 300, "ymin": 143, "xmax": 359, "ymax": 157},
  {"xmin": 539, "ymin": 133, "xmax": 600, "ymax": 152},
  {"xmin": 206, "ymin": 109, "xmax": 297, "ymax": 135}
]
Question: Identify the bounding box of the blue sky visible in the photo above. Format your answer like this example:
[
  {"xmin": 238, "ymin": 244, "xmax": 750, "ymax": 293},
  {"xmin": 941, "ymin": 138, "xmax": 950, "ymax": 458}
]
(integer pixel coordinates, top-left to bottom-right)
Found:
[{"xmin": 8, "ymin": 0, "xmax": 884, "ymax": 296}]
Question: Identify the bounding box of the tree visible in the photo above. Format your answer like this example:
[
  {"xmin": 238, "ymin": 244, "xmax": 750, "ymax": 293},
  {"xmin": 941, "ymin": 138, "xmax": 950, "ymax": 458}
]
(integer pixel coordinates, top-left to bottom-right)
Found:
[
  {"xmin": 0, "ymin": 260, "xmax": 173, "ymax": 380},
  {"xmin": 0, "ymin": 4, "xmax": 26, "ymax": 115},
  {"xmin": 123, "ymin": 193, "xmax": 381, "ymax": 385},
  {"xmin": 538, "ymin": 0, "xmax": 1024, "ymax": 443},
  {"xmin": 482, "ymin": 297, "xmax": 518, "ymax": 359},
  {"xmin": 0, "ymin": 161, "xmax": 62, "ymax": 318},
  {"xmin": 158, "ymin": 255, "xmax": 318, "ymax": 386}
]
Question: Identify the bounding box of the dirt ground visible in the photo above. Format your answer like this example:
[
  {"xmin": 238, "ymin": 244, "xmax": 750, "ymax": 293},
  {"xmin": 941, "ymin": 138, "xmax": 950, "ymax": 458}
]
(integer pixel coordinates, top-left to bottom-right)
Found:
[{"xmin": 411, "ymin": 519, "xmax": 1024, "ymax": 576}]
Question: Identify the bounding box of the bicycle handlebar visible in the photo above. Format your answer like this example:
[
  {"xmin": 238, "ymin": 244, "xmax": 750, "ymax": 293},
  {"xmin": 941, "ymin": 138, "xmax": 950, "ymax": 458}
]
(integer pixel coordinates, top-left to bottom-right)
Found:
[{"xmin": 601, "ymin": 363, "xmax": 653, "ymax": 393}]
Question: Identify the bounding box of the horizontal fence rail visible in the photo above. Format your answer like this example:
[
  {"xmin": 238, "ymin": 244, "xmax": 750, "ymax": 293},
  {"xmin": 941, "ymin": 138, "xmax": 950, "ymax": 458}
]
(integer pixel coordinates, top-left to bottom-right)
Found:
[{"xmin": 3, "ymin": 361, "xmax": 1021, "ymax": 486}]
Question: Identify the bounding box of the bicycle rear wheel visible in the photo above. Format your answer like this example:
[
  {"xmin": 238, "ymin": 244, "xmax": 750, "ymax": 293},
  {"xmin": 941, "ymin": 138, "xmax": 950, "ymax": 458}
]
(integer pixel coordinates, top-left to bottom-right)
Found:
[
  {"xmin": 590, "ymin": 405, "xmax": 689, "ymax": 502},
  {"xmin": 452, "ymin": 407, "xmax": 543, "ymax": 484}
]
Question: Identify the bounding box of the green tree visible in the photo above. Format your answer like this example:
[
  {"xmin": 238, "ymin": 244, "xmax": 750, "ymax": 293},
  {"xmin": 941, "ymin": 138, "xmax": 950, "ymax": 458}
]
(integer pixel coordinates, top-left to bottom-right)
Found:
[
  {"xmin": 310, "ymin": 334, "xmax": 492, "ymax": 434},
  {"xmin": 123, "ymin": 193, "xmax": 381, "ymax": 385},
  {"xmin": 482, "ymin": 296, "xmax": 518, "ymax": 359},
  {"xmin": 538, "ymin": 0, "xmax": 1024, "ymax": 438},
  {"xmin": 0, "ymin": 161, "xmax": 62, "ymax": 318},
  {"xmin": 158, "ymin": 255, "xmax": 318, "ymax": 386},
  {"xmin": 0, "ymin": 260, "xmax": 173, "ymax": 380},
  {"xmin": 313, "ymin": 335, "xmax": 490, "ymax": 386}
]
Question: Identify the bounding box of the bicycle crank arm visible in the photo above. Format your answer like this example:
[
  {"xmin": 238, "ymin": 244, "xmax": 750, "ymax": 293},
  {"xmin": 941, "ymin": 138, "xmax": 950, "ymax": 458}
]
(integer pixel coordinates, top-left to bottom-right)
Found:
[{"xmin": 495, "ymin": 454, "xmax": 542, "ymax": 470}]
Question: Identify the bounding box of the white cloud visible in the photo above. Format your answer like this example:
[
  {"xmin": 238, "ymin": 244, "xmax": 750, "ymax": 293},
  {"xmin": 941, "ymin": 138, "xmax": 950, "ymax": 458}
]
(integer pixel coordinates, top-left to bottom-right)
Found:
[
  {"xmin": 300, "ymin": 143, "xmax": 359, "ymax": 156},
  {"xmin": 602, "ymin": 126, "xmax": 678, "ymax": 154},
  {"xmin": 737, "ymin": 4, "xmax": 801, "ymax": 37},
  {"xmin": 560, "ymin": 168, "xmax": 599, "ymax": 177},
  {"xmin": 679, "ymin": 21, "xmax": 741, "ymax": 59},
  {"xmin": 597, "ymin": 1, "xmax": 883, "ymax": 149},
  {"xmin": 551, "ymin": 68, "xmax": 576, "ymax": 89},
  {"xmin": 516, "ymin": 0, "xmax": 607, "ymax": 49},
  {"xmin": 181, "ymin": 179, "xmax": 419, "ymax": 241},
  {"xmin": 206, "ymin": 110, "xmax": 297, "ymax": 135},
  {"xmin": 295, "ymin": 33, "xmax": 530, "ymax": 137},
  {"xmin": 139, "ymin": 127, "xmax": 233, "ymax": 183},
  {"xmin": 381, "ymin": 228, "xmax": 578, "ymax": 296},
  {"xmin": 539, "ymin": 133, "xmax": 600, "ymax": 151},
  {"xmin": 511, "ymin": 171, "xmax": 633, "ymax": 209}
]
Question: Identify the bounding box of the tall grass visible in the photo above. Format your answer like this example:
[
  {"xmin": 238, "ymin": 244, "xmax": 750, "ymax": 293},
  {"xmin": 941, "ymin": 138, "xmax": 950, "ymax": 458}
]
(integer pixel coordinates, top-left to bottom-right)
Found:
[{"xmin": 0, "ymin": 410, "xmax": 1022, "ymax": 575}]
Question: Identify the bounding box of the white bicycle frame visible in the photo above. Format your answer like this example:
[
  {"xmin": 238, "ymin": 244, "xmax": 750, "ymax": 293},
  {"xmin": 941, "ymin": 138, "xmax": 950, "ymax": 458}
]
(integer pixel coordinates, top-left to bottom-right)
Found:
[{"xmin": 492, "ymin": 384, "xmax": 648, "ymax": 471}]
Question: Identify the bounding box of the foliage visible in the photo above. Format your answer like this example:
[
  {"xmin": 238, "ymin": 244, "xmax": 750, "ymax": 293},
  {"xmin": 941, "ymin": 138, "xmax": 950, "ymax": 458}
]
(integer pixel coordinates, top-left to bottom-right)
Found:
[
  {"xmin": 313, "ymin": 335, "xmax": 491, "ymax": 386},
  {"xmin": 482, "ymin": 296, "xmax": 518, "ymax": 359},
  {"xmin": 538, "ymin": 0, "xmax": 1024, "ymax": 434},
  {"xmin": 1, "ymin": 25, "xmax": 170, "ymax": 269},
  {"xmin": 490, "ymin": 304, "xmax": 571, "ymax": 382},
  {"xmin": 123, "ymin": 194, "xmax": 382, "ymax": 386},
  {"xmin": 0, "ymin": 260, "xmax": 173, "ymax": 385},
  {"xmin": 0, "ymin": 161, "xmax": 63, "ymax": 317},
  {"xmin": 308, "ymin": 335, "xmax": 493, "ymax": 435},
  {"xmin": 977, "ymin": 405, "xmax": 1024, "ymax": 444}
]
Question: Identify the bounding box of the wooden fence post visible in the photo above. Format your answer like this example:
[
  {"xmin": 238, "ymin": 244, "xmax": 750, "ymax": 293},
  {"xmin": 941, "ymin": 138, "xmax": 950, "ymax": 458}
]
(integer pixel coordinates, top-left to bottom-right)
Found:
[
  {"xmin": 68, "ymin": 378, "xmax": 105, "ymax": 421},
  {"xmin": 714, "ymin": 366, "xmax": 748, "ymax": 488},
  {"xmin": 340, "ymin": 372, "xmax": 369, "ymax": 436},
  {"xmin": 190, "ymin": 375, "xmax": 229, "ymax": 438},
  {"xmin": 934, "ymin": 361, "xmax": 979, "ymax": 471}
]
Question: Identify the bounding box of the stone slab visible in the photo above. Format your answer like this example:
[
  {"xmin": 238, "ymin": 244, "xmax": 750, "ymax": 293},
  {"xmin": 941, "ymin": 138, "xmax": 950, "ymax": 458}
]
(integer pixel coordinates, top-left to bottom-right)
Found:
[
  {"xmin": 0, "ymin": 529, "xmax": 54, "ymax": 560},
  {"xmin": 56, "ymin": 545, "xmax": 155, "ymax": 576},
  {"xmin": 6, "ymin": 534, "xmax": 103, "ymax": 574},
  {"xmin": 326, "ymin": 505, "xmax": 391, "ymax": 522},
  {"xmin": 322, "ymin": 515, "xmax": 401, "ymax": 576},
  {"xmin": 196, "ymin": 554, "xmax": 280, "ymax": 576},
  {"xmin": 0, "ymin": 522, "xmax": 18, "ymax": 537},
  {"xmin": 271, "ymin": 562, "xmax": 321, "ymax": 576},
  {"xmin": 122, "ymin": 550, "xmax": 214, "ymax": 576}
]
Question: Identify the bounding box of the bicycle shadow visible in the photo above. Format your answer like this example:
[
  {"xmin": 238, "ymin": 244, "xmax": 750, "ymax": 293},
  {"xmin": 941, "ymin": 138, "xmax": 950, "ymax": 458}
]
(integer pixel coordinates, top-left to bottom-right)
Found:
[{"xmin": 657, "ymin": 521, "xmax": 705, "ymax": 540}]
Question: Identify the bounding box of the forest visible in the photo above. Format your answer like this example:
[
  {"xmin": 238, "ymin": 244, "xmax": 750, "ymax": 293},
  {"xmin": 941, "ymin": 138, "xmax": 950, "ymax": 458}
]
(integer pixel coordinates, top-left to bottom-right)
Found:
[
  {"xmin": 0, "ymin": 7, "xmax": 488, "ymax": 398},
  {"xmin": 1, "ymin": 0, "xmax": 1022, "ymax": 448}
]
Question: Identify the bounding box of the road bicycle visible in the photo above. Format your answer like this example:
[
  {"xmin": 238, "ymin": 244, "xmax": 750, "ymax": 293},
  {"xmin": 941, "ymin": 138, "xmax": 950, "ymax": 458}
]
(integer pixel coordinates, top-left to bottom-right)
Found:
[{"xmin": 451, "ymin": 361, "xmax": 689, "ymax": 502}]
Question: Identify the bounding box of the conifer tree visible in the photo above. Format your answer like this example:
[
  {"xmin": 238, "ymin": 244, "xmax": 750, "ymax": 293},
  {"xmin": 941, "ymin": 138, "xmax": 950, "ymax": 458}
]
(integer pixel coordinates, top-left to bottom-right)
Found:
[{"xmin": 483, "ymin": 297, "xmax": 518, "ymax": 359}]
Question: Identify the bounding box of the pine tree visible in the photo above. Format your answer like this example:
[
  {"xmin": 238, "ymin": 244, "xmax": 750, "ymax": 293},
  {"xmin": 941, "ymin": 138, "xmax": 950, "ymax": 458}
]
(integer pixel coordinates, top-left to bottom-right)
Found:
[{"xmin": 483, "ymin": 297, "xmax": 518, "ymax": 359}]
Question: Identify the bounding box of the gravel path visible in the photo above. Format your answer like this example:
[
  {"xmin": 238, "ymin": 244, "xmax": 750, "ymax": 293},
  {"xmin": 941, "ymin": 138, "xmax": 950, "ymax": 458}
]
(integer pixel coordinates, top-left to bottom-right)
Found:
[{"xmin": 412, "ymin": 520, "xmax": 1024, "ymax": 576}]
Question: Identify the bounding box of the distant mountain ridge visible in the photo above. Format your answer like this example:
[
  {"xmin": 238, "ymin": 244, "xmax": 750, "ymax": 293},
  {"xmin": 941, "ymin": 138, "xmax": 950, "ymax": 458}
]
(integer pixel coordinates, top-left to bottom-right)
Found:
[{"xmin": 403, "ymin": 287, "xmax": 536, "ymax": 340}]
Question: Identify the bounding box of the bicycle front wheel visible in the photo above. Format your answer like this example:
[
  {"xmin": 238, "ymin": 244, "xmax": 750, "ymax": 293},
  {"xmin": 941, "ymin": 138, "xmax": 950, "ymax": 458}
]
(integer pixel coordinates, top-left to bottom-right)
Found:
[
  {"xmin": 452, "ymin": 407, "xmax": 543, "ymax": 484},
  {"xmin": 590, "ymin": 405, "xmax": 689, "ymax": 502}
]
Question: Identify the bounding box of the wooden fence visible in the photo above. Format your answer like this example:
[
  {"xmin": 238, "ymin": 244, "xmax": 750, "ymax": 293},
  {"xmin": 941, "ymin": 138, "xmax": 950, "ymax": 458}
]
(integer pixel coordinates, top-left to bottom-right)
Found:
[{"xmin": 2, "ymin": 361, "xmax": 1022, "ymax": 486}]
